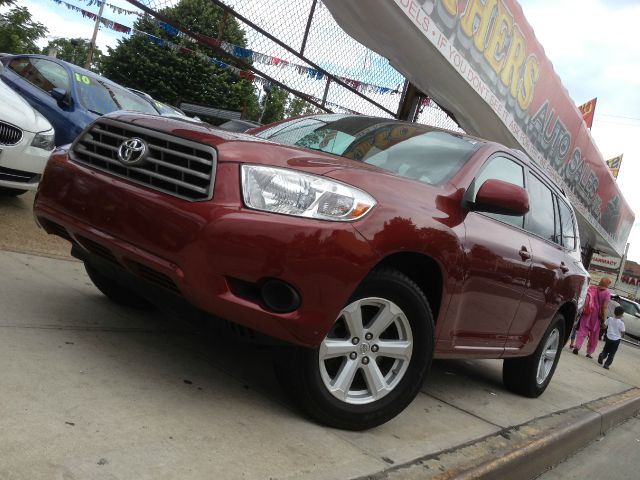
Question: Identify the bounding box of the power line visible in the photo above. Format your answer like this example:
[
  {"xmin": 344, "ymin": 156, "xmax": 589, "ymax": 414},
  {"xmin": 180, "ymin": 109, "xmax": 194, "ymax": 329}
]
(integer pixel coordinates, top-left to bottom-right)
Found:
[{"xmin": 597, "ymin": 113, "xmax": 640, "ymax": 122}]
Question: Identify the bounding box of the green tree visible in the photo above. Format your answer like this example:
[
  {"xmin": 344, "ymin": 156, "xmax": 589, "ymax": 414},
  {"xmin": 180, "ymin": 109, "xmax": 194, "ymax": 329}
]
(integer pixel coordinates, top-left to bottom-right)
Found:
[
  {"xmin": 0, "ymin": 6, "xmax": 48, "ymax": 54},
  {"xmin": 101, "ymin": 0, "xmax": 258, "ymax": 114},
  {"xmin": 286, "ymin": 96, "xmax": 321, "ymax": 118},
  {"xmin": 259, "ymin": 86, "xmax": 288, "ymax": 124},
  {"xmin": 41, "ymin": 38, "xmax": 103, "ymax": 72}
]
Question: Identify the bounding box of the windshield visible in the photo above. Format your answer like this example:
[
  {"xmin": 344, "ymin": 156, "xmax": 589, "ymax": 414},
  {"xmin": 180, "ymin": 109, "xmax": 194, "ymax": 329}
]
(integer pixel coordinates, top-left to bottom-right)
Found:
[
  {"xmin": 255, "ymin": 115, "xmax": 479, "ymax": 185},
  {"xmin": 76, "ymin": 75, "xmax": 158, "ymax": 116},
  {"xmin": 153, "ymin": 101, "xmax": 185, "ymax": 116},
  {"xmin": 618, "ymin": 298, "xmax": 640, "ymax": 316}
]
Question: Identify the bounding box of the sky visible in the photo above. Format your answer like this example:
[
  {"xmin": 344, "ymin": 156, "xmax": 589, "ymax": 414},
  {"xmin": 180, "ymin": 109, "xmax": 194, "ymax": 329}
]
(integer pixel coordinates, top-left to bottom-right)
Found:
[
  {"xmin": 14, "ymin": 0, "xmax": 134, "ymax": 52},
  {"xmin": 6, "ymin": 0, "xmax": 640, "ymax": 261}
]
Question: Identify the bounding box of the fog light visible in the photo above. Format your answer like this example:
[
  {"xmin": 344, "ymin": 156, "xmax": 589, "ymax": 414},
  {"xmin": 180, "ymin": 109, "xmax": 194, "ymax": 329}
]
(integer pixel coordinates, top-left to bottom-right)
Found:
[{"xmin": 260, "ymin": 279, "xmax": 300, "ymax": 313}]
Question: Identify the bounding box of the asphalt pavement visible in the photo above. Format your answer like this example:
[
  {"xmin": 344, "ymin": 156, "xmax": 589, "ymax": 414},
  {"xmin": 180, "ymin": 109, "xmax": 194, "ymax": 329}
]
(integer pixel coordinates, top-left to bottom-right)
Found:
[
  {"xmin": 1, "ymin": 195, "xmax": 640, "ymax": 480},
  {"xmin": 537, "ymin": 416, "xmax": 640, "ymax": 479}
]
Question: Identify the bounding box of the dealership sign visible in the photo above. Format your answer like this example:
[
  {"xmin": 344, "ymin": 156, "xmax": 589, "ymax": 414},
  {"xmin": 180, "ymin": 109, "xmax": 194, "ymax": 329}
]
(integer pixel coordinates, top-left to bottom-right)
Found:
[
  {"xmin": 590, "ymin": 253, "xmax": 622, "ymax": 271},
  {"xmin": 324, "ymin": 0, "xmax": 634, "ymax": 255}
]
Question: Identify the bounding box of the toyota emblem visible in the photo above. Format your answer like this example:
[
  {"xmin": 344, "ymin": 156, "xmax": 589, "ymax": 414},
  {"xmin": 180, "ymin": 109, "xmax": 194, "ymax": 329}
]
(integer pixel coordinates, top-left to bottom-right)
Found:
[{"xmin": 117, "ymin": 137, "xmax": 148, "ymax": 166}]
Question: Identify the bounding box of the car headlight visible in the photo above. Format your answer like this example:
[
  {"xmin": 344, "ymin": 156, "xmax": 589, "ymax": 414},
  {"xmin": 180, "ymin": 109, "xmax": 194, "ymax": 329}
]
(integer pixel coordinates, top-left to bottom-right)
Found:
[
  {"xmin": 241, "ymin": 165, "xmax": 376, "ymax": 221},
  {"xmin": 31, "ymin": 131, "xmax": 55, "ymax": 151},
  {"xmin": 577, "ymin": 278, "xmax": 590, "ymax": 310}
]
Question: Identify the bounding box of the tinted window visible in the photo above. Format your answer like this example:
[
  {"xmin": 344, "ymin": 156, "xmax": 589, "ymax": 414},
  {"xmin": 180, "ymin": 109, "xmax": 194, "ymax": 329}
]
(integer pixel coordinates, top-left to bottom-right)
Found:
[
  {"xmin": 526, "ymin": 174, "xmax": 556, "ymax": 242},
  {"xmin": 255, "ymin": 115, "xmax": 479, "ymax": 185},
  {"xmin": 473, "ymin": 156, "xmax": 525, "ymax": 228},
  {"xmin": 9, "ymin": 57, "xmax": 70, "ymax": 92},
  {"xmin": 558, "ymin": 199, "xmax": 576, "ymax": 250}
]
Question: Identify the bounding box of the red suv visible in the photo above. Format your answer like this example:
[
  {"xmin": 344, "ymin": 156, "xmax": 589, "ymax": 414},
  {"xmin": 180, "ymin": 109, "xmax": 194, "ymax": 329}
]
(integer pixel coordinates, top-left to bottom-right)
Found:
[{"xmin": 34, "ymin": 113, "xmax": 588, "ymax": 430}]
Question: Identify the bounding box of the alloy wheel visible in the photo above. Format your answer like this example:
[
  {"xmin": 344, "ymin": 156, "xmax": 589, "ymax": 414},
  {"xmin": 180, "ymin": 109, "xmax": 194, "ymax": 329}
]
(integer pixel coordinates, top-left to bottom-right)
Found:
[
  {"xmin": 318, "ymin": 297, "xmax": 413, "ymax": 405},
  {"xmin": 536, "ymin": 327, "xmax": 560, "ymax": 385}
]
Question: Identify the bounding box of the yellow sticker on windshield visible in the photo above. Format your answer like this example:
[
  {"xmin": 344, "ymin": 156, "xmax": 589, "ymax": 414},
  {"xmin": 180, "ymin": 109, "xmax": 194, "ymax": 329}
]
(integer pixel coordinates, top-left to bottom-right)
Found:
[{"xmin": 74, "ymin": 73, "xmax": 91, "ymax": 85}]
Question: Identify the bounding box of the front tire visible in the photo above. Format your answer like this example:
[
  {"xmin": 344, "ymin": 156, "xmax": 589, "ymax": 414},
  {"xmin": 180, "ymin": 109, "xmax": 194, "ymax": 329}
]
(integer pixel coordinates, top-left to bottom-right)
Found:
[
  {"xmin": 275, "ymin": 268, "xmax": 434, "ymax": 430},
  {"xmin": 503, "ymin": 313, "xmax": 565, "ymax": 397},
  {"xmin": 85, "ymin": 263, "xmax": 154, "ymax": 310}
]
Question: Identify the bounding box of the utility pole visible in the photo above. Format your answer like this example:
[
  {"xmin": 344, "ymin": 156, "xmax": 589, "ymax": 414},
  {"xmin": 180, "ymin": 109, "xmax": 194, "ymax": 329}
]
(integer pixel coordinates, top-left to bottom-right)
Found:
[
  {"xmin": 259, "ymin": 84, "xmax": 272, "ymax": 123},
  {"xmin": 85, "ymin": 1, "xmax": 106, "ymax": 70}
]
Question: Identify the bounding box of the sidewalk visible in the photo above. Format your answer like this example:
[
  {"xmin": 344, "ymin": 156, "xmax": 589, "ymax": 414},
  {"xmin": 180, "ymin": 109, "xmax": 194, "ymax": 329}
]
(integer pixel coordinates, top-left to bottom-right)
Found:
[{"xmin": 1, "ymin": 250, "xmax": 639, "ymax": 480}]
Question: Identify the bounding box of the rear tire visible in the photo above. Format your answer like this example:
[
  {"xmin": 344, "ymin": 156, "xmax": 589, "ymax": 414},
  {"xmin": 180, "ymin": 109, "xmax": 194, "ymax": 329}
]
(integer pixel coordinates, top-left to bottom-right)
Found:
[
  {"xmin": 274, "ymin": 268, "xmax": 434, "ymax": 430},
  {"xmin": 503, "ymin": 313, "xmax": 565, "ymax": 397},
  {"xmin": 85, "ymin": 263, "xmax": 154, "ymax": 310},
  {"xmin": 0, "ymin": 187, "xmax": 27, "ymax": 196}
]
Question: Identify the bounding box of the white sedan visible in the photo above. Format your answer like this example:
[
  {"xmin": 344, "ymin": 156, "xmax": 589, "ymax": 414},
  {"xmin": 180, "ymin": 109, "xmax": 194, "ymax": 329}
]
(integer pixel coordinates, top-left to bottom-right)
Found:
[
  {"xmin": 609, "ymin": 295, "xmax": 640, "ymax": 339},
  {"xmin": 0, "ymin": 63, "xmax": 54, "ymax": 196}
]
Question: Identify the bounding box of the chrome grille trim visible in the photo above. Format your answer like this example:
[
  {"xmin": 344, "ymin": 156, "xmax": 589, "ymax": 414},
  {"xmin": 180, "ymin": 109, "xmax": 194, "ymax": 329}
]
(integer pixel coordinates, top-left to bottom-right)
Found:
[
  {"xmin": 70, "ymin": 118, "xmax": 217, "ymax": 201},
  {"xmin": 0, "ymin": 121, "xmax": 23, "ymax": 146}
]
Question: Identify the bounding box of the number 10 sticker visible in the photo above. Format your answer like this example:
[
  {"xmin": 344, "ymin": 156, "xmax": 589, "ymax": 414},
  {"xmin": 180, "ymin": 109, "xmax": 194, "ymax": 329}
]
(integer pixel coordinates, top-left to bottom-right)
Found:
[{"xmin": 74, "ymin": 73, "xmax": 91, "ymax": 84}]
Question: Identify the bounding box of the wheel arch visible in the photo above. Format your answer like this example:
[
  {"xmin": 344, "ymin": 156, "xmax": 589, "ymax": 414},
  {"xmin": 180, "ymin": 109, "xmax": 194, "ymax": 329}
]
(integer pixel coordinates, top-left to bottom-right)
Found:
[
  {"xmin": 373, "ymin": 252, "xmax": 444, "ymax": 325},
  {"xmin": 558, "ymin": 301, "xmax": 578, "ymax": 343}
]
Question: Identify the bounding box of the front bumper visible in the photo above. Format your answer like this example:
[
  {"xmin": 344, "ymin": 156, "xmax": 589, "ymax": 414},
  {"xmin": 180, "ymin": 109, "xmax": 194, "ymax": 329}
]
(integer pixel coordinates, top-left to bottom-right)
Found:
[
  {"xmin": 0, "ymin": 130, "xmax": 53, "ymax": 191},
  {"xmin": 34, "ymin": 150, "xmax": 379, "ymax": 346}
]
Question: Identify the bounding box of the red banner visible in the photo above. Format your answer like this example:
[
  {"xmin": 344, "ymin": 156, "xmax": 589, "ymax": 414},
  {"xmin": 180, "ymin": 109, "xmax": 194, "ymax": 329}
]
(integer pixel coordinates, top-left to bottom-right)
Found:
[
  {"xmin": 578, "ymin": 98, "xmax": 597, "ymax": 129},
  {"xmin": 323, "ymin": 0, "xmax": 635, "ymax": 255}
]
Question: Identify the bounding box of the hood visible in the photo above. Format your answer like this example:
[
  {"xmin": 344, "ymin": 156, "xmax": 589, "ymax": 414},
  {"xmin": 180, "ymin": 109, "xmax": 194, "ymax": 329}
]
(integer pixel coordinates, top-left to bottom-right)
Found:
[{"xmin": 0, "ymin": 79, "xmax": 53, "ymax": 133}]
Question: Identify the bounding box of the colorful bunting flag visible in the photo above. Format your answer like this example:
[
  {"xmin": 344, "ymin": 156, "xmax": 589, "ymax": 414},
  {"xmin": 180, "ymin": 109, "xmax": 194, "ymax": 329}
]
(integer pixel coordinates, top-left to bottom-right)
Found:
[
  {"xmin": 606, "ymin": 154, "xmax": 623, "ymax": 179},
  {"xmin": 45, "ymin": 0, "xmax": 397, "ymax": 102},
  {"xmin": 155, "ymin": 18, "xmax": 398, "ymax": 96},
  {"xmin": 85, "ymin": 0, "xmax": 142, "ymax": 16},
  {"xmin": 578, "ymin": 98, "xmax": 597, "ymax": 129},
  {"xmin": 49, "ymin": 0, "xmax": 131, "ymax": 34}
]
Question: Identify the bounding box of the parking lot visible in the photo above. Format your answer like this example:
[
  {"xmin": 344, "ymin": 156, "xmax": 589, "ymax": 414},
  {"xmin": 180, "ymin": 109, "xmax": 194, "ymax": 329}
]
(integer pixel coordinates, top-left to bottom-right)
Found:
[{"xmin": 2, "ymin": 195, "xmax": 640, "ymax": 480}]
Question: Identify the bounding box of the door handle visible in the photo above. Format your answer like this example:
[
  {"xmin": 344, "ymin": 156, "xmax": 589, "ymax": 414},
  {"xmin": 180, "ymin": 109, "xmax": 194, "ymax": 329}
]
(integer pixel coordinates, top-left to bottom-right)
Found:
[
  {"xmin": 519, "ymin": 247, "xmax": 531, "ymax": 261},
  {"xmin": 560, "ymin": 262, "xmax": 569, "ymax": 273}
]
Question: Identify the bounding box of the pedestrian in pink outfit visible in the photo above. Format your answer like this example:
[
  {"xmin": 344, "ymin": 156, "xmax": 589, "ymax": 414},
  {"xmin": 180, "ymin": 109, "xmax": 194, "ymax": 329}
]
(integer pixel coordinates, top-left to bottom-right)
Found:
[{"xmin": 573, "ymin": 277, "xmax": 611, "ymax": 357}]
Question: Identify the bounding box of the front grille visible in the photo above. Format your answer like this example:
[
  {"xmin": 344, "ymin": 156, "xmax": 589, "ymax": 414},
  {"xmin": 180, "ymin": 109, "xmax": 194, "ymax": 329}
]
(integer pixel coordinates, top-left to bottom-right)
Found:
[
  {"xmin": 0, "ymin": 166, "xmax": 39, "ymax": 184},
  {"xmin": 70, "ymin": 118, "xmax": 216, "ymax": 201},
  {"xmin": 0, "ymin": 121, "xmax": 22, "ymax": 146},
  {"xmin": 39, "ymin": 218, "xmax": 74, "ymax": 242},
  {"xmin": 75, "ymin": 234, "xmax": 181, "ymax": 295},
  {"xmin": 77, "ymin": 236, "xmax": 119, "ymax": 265},
  {"xmin": 129, "ymin": 261, "xmax": 181, "ymax": 294}
]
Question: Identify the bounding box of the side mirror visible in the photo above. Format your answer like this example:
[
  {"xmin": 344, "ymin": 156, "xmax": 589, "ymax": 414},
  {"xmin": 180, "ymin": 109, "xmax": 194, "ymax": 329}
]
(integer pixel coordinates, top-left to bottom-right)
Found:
[
  {"xmin": 51, "ymin": 88, "xmax": 72, "ymax": 106},
  {"xmin": 472, "ymin": 179, "xmax": 530, "ymax": 216}
]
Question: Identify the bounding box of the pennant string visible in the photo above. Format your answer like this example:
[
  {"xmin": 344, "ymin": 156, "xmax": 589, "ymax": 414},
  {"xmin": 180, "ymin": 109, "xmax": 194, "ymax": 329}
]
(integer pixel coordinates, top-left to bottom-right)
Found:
[{"xmin": 45, "ymin": 0, "xmax": 395, "ymax": 103}]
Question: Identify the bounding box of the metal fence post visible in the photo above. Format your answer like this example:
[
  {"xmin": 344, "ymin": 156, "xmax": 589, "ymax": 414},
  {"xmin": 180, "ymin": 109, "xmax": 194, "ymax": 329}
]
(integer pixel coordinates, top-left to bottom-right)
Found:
[{"xmin": 300, "ymin": 0, "xmax": 318, "ymax": 56}]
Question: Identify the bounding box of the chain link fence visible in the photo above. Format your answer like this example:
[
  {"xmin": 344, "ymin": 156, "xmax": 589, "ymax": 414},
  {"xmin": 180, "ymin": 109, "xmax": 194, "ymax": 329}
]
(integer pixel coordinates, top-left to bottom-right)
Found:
[{"xmin": 127, "ymin": 0, "xmax": 462, "ymax": 129}]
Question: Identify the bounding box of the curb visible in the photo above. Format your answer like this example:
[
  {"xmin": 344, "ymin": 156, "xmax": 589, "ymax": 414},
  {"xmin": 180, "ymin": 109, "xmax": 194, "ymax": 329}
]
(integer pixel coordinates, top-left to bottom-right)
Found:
[{"xmin": 376, "ymin": 388, "xmax": 640, "ymax": 480}]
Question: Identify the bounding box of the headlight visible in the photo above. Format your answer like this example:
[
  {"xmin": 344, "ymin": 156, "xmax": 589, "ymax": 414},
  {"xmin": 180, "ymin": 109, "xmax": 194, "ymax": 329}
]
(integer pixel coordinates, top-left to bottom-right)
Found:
[
  {"xmin": 241, "ymin": 165, "xmax": 376, "ymax": 221},
  {"xmin": 577, "ymin": 277, "xmax": 590, "ymax": 310},
  {"xmin": 31, "ymin": 131, "xmax": 55, "ymax": 151}
]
